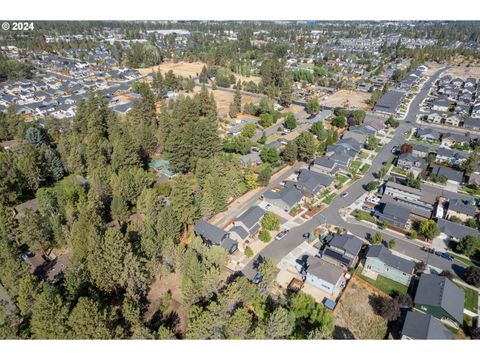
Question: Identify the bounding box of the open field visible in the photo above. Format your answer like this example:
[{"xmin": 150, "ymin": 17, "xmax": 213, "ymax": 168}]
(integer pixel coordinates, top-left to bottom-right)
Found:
[
  {"xmin": 333, "ymin": 276, "xmax": 388, "ymax": 339},
  {"xmin": 137, "ymin": 61, "xmax": 206, "ymax": 78},
  {"xmin": 192, "ymin": 86, "xmax": 261, "ymax": 118},
  {"xmin": 319, "ymin": 90, "xmax": 371, "ymax": 110},
  {"xmin": 441, "ymin": 65, "xmax": 480, "ymax": 79}
]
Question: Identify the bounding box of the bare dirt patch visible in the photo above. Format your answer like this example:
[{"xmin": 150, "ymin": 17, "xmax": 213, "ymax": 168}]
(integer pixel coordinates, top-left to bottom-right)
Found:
[
  {"xmin": 441, "ymin": 65, "xmax": 480, "ymax": 79},
  {"xmin": 192, "ymin": 86, "xmax": 261, "ymax": 119},
  {"xmin": 319, "ymin": 90, "xmax": 371, "ymax": 110},
  {"xmin": 333, "ymin": 276, "xmax": 388, "ymax": 339},
  {"xmin": 137, "ymin": 61, "xmax": 206, "ymax": 78},
  {"xmin": 145, "ymin": 272, "xmax": 187, "ymax": 336}
]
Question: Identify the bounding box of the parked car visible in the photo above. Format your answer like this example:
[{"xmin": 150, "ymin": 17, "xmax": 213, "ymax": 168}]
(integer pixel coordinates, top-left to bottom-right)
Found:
[
  {"xmin": 265, "ymin": 203, "xmax": 272, "ymax": 210},
  {"xmin": 253, "ymin": 273, "xmax": 263, "ymax": 284},
  {"xmin": 275, "ymin": 229, "xmax": 289, "ymax": 241},
  {"xmin": 440, "ymin": 252, "xmax": 454, "ymax": 261},
  {"xmin": 341, "ymin": 192, "xmax": 349, "ymax": 198}
]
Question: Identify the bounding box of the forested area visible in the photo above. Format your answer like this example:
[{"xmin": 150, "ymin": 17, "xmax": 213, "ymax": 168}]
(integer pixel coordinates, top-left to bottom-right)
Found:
[{"xmin": 0, "ymin": 78, "xmax": 334, "ymax": 339}]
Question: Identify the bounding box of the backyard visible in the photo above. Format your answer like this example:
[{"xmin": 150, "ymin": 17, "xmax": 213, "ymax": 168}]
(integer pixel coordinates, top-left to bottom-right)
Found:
[
  {"xmin": 459, "ymin": 285, "xmax": 479, "ymax": 313},
  {"xmin": 355, "ymin": 270, "xmax": 409, "ymax": 297},
  {"xmin": 333, "ymin": 277, "xmax": 388, "ymax": 339}
]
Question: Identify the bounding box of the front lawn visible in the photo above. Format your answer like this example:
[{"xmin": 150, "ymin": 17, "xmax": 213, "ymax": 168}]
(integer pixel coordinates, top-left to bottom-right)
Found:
[
  {"xmin": 359, "ymin": 164, "xmax": 370, "ymax": 175},
  {"xmin": 391, "ymin": 166, "xmax": 408, "ymax": 176},
  {"xmin": 335, "ymin": 174, "xmax": 350, "ymax": 188},
  {"xmin": 459, "ymin": 285, "xmax": 478, "ymax": 313},
  {"xmin": 356, "ymin": 272, "xmax": 409, "ymax": 297},
  {"xmin": 350, "ymin": 160, "xmax": 362, "ymax": 171},
  {"xmin": 358, "ymin": 151, "xmax": 369, "ymax": 159},
  {"xmin": 323, "ymin": 192, "xmax": 336, "ymax": 205},
  {"xmin": 352, "ymin": 209, "xmax": 376, "ymax": 223}
]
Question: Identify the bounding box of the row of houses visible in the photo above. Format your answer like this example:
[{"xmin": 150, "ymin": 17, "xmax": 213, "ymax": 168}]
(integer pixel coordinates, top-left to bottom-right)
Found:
[{"xmin": 373, "ymin": 65, "xmax": 428, "ymax": 115}]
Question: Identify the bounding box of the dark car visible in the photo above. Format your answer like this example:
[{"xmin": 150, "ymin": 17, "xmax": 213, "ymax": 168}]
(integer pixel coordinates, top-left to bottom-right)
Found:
[
  {"xmin": 440, "ymin": 252, "xmax": 454, "ymax": 261},
  {"xmin": 253, "ymin": 273, "xmax": 263, "ymax": 284}
]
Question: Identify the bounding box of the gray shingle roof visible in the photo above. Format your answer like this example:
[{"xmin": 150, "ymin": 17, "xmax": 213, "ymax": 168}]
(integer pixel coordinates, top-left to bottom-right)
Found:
[
  {"xmin": 194, "ymin": 220, "xmax": 228, "ymax": 246},
  {"xmin": 328, "ymin": 233, "xmax": 364, "ymax": 257},
  {"xmin": 306, "ymin": 256, "xmax": 344, "ymax": 284},
  {"xmin": 448, "ymin": 199, "xmax": 477, "ymax": 217},
  {"xmin": 414, "ymin": 274, "xmax": 465, "ymax": 324},
  {"xmin": 236, "ymin": 206, "xmax": 265, "ymax": 232},
  {"xmin": 366, "ymin": 245, "xmax": 415, "ymax": 274},
  {"xmin": 431, "ymin": 166, "xmax": 464, "ymax": 183},
  {"xmin": 374, "ymin": 90, "xmax": 405, "ymax": 114},
  {"xmin": 437, "ymin": 218, "xmax": 479, "ymax": 240},
  {"xmin": 402, "ymin": 311, "xmax": 453, "ymax": 340}
]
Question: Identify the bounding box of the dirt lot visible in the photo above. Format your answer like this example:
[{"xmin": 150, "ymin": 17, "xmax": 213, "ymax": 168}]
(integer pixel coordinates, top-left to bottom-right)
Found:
[
  {"xmin": 333, "ymin": 276, "xmax": 388, "ymax": 339},
  {"xmin": 192, "ymin": 86, "xmax": 261, "ymax": 119},
  {"xmin": 441, "ymin": 65, "xmax": 480, "ymax": 79},
  {"xmin": 145, "ymin": 272, "xmax": 187, "ymax": 336},
  {"xmin": 318, "ymin": 90, "xmax": 371, "ymax": 110},
  {"xmin": 137, "ymin": 61, "xmax": 206, "ymax": 78},
  {"xmin": 137, "ymin": 62, "xmax": 262, "ymax": 85}
]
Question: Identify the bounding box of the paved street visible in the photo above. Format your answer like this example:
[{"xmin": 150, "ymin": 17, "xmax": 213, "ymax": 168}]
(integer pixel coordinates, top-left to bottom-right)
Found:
[{"xmin": 242, "ymin": 66, "xmax": 469, "ymax": 279}]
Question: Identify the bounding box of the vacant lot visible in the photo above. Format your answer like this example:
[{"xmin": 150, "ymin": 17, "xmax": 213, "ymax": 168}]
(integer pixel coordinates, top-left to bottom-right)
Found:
[
  {"xmin": 192, "ymin": 86, "xmax": 261, "ymax": 119},
  {"xmin": 442, "ymin": 66, "xmax": 480, "ymax": 79},
  {"xmin": 319, "ymin": 90, "xmax": 371, "ymax": 110},
  {"xmin": 333, "ymin": 276, "xmax": 388, "ymax": 339},
  {"xmin": 138, "ymin": 61, "xmax": 206, "ymax": 78},
  {"xmin": 145, "ymin": 272, "xmax": 187, "ymax": 336}
]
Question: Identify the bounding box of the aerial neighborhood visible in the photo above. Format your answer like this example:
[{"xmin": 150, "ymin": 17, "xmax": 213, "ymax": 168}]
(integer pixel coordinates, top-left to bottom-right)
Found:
[{"xmin": 0, "ymin": 20, "xmax": 479, "ymax": 341}]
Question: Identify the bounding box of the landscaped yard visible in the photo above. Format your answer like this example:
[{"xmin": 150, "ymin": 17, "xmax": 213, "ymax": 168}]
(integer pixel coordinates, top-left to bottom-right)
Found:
[
  {"xmin": 352, "ymin": 209, "xmax": 376, "ymax": 223},
  {"xmin": 391, "ymin": 166, "xmax": 408, "ymax": 176},
  {"xmin": 335, "ymin": 174, "xmax": 350, "ymax": 188},
  {"xmin": 459, "ymin": 285, "xmax": 479, "ymax": 313},
  {"xmin": 350, "ymin": 160, "xmax": 362, "ymax": 170},
  {"xmin": 358, "ymin": 151, "xmax": 369, "ymax": 159},
  {"xmin": 356, "ymin": 271, "xmax": 408, "ymax": 297},
  {"xmin": 449, "ymin": 253, "xmax": 480, "ymax": 269},
  {"xmin": 359, "ymin": 164, "xmax": 370, "ymax": 175},
  {"xmin": 323, "ymin": 192, "xmax": 336, "ymax": 205}
]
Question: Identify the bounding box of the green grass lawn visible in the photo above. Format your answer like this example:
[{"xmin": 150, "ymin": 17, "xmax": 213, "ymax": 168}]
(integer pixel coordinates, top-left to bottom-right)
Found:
[
  {"xmin": 359, "ymin": 164, "xmax": 370, "ymax": 175},
  {"xmin": 238, "ymin": 182, "xmax": 249, "ymax": 194},
  {"xmin": 449, "ymin": 253, "xmax": 480, "ymax": 269},
  {"xmin": 352, "ymin": 209, "xmax": 375, "ymax": 223},
  {"xmin": 358, "ymin": 151, "xmax": 369, "ymax": 159},
  {"xmin": 323, "ymin": 192, "xmax": 336, "ymax": 205},
  {"xmin": 335, "ymin": 174, "xmax": 350, "ymax": 188},
  {"xmin": 462, "ymin": 186, "xmax": 480, "ymax": 198},
  {"xmin": 391, "ymin": 166, "xmax": 408, "ymax": 176},
  {"xmin": 350, "ymin": 160, "xmax": 362, "ymax": 170},
  {"xmin": 356, "ymin": 272, "xmax": 408, "ymax": 297},
  {"xmin": 459, "ymin": 285, "xmax": 478, "ymax": 313}
]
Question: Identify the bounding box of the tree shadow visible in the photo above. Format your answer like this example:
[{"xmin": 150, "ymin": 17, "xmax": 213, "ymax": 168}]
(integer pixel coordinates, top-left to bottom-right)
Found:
[{"xmin": 333, "ymin": 326, "xmax": 355, "ymax": 339}]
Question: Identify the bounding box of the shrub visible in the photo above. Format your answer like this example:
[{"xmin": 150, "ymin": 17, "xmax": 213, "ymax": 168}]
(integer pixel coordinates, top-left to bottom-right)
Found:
[
  {"xmin": 245, "ymin": 246, "xmax": 254, "ymax": 258},
  {"xmin": 259, "ymin": 229, "xmax": 271, "ymax": 243}
]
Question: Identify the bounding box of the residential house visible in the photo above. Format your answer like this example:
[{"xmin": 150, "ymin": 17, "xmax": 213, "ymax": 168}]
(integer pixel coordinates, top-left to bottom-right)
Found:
[
  {"xmin": 310, "ymin": 156, "xmax": 340, "ymax": 176},
  {"xmin": 413, "ymin": 274, "xmax": 465, "ymax": 326},
  {"xmin": 240, "ymin": 152, "xmax": 262, "ymax": 167},
  {"xmin": 463, "ymin": 117, "xmax": 480, "ymax": 130},
  {"xmin": 427, "ymin": 112, "xmax": 443, "ymax": 124},
  {"xmin": 12, "ymin": 198, "xmax": 38, "ymax": 220},
  {"xmin": 435, "ymin": 148, "xmax": 467, "ymax": 165},
  {"xmin": 446, "ymin": 199, "xmax": 477, "ymax": 222},
  {"xmin": 194, "ymin": 220, "xmax": 238, "ymax": 254},
  {"xmin": 375, "ymin": 200, "xmax": 411, "ymax": 229},
  {"xmin": 383, "ymin": 181, "xmax": 433, "ymax": 207},
  {"xmin": 322, "ymin": 233, "xmax": 364, "ymax": 268},
  {"xmin": 296, "ymin": 169, "xmax": 334, "ymax": 197},
  {"xmin": 396, "ymin": 153, "xmax": 425, "ymax": 175},
  {"xmin": 263, "ymin": 182, "xmax": 304, "ymax": 212},
  {"xmin": 230, "ymin": 206, "xmax": 265, "ymax": 242},
  {"xmin": 444, "ymin": 115, "xmax": 461, "ymax": 127},
  {"xmin": 437, "ymin": 218, "xmax": 479, "ymax": 242},
  {"xmin": 430, "ymin": 166, "xmax": 464, "ymax": 187},
  {"xmin": 412, "ymin": 143, "xmax": 430, "ymax": 158},
  {"xmin": 303, "ymin": 256, "xmax": 345, "ymax": 295},
  {"xmin": 401, "ymin": 311, "xmax": 453, "ymax": 340},
  {"xmin": 431, "ymin": 98, "xmax": 451, "ymax": 112},
  {"xmin": 374, "ymin": 90, "xmax": 405, "ymax": 115},
  {"xmin": 416, "ymin": 128, "xmax": 439, "ymax": 143},
  {"xmin": 365, "ymin": 245, "xmax": 415, "ymax": 286},
  {"xmin": 441, "ymin": 133, "xmax": 470, "ymax": 148}
]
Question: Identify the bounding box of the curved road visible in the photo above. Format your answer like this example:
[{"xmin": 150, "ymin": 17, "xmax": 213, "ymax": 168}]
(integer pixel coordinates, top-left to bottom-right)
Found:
[{"xmin": 242, "ymin": 67, "xmax": 468, "ymax": 279}]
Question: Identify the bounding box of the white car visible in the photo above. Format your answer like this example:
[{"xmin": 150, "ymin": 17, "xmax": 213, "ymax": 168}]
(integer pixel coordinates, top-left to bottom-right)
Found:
[{"xmin": 265, "ymin": 203, "xmax": 272, "ymax": 210}]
